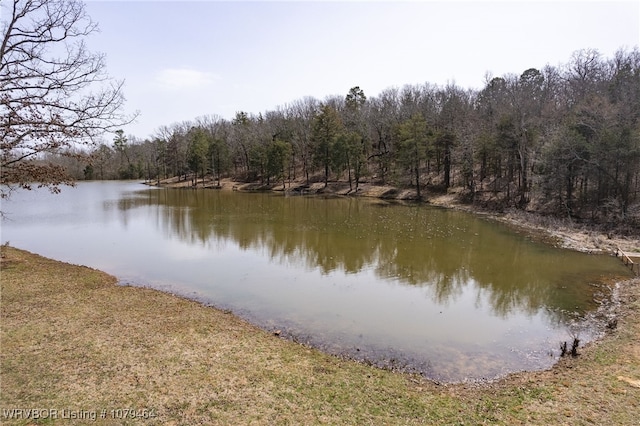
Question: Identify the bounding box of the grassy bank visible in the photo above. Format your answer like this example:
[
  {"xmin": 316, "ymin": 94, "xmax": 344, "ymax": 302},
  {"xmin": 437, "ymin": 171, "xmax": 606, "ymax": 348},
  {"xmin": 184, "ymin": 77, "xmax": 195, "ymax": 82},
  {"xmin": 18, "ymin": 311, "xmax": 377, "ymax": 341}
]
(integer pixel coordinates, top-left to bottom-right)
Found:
[{"xmin": 1, "ymin": 246, "xmax": 639, "ymax": 425}]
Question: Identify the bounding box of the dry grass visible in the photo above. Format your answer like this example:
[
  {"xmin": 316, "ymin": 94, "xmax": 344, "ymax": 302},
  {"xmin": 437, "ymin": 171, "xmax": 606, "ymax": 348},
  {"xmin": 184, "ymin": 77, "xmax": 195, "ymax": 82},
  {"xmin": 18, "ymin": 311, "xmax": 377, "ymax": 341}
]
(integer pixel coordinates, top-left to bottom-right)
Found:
[{"xmin": 1, "ymin": 246, "xmax": 639, "ymax": 425}]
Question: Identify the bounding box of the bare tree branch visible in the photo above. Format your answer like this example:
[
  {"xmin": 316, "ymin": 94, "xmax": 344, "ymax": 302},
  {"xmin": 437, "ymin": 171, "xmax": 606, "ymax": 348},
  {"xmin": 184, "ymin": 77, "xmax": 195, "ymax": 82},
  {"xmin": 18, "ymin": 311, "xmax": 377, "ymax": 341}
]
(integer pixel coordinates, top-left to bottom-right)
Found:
[{"xmin": 0, "ymin": 0, "xmax": 137, "ymax": 198}]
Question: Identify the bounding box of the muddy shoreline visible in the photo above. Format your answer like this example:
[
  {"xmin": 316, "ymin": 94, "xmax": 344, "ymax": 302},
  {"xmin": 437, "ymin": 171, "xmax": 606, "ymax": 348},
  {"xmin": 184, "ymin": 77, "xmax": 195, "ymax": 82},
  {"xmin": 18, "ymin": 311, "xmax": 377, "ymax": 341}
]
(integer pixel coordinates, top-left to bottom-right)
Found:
[{"xmin": 132, "ymin": 259, "xmax": 632, "ymax": 385}]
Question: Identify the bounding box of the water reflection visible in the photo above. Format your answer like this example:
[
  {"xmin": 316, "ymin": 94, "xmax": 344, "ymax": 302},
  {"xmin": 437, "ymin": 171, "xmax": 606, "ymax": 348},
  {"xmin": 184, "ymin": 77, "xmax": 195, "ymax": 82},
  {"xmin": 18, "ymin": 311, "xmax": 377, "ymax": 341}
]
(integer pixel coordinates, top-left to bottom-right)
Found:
[
  {"xmin": 112, "ymin": 189, "xmax": 622, "ymax": 322},
  {"xmin": 3, "ymin": 182, "xmax": 630, "ymax": 381}
]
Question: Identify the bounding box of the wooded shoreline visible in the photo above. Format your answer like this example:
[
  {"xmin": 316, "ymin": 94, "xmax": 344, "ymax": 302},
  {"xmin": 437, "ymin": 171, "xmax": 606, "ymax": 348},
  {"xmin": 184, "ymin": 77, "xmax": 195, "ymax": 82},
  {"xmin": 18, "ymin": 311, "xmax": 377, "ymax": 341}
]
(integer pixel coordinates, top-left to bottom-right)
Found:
[{"xmin": 30, "ymin": 48, "xmax": 639, "ymax": 235}]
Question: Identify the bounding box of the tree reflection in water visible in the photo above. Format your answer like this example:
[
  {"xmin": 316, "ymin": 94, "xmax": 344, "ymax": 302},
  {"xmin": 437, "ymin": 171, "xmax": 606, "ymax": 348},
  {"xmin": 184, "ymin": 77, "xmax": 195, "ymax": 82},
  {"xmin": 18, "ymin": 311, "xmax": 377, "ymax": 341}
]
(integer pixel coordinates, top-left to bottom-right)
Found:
[{"xmin": 101, "ymin": 186, "xmax": 633, "ymax": 381}]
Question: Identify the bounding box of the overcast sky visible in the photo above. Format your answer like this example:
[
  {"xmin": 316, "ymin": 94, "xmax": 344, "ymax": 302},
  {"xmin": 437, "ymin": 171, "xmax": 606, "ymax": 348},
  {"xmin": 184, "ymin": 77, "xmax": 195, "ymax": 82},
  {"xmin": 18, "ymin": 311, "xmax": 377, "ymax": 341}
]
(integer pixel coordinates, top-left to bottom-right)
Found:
[{"xmin": 82, "ymin": 1, "xmax": 640, "ymax": 139}]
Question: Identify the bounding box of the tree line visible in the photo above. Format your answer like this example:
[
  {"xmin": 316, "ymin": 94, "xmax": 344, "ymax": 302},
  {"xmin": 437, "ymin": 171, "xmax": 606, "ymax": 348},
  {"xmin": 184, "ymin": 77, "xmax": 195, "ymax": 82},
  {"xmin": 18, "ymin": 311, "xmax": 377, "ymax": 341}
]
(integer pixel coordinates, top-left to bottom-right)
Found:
[{"xmin": 53, "ymin": 48, "xmax": 640, "ymax": 223}]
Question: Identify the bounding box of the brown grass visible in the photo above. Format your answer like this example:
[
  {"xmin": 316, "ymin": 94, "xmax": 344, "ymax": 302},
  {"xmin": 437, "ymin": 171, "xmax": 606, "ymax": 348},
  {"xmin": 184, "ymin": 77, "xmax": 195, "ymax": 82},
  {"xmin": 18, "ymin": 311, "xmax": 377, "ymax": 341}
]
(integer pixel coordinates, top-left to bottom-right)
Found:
[{"xmin": 1, "ymin": 246, "xmax": 639, "ymax": 425}]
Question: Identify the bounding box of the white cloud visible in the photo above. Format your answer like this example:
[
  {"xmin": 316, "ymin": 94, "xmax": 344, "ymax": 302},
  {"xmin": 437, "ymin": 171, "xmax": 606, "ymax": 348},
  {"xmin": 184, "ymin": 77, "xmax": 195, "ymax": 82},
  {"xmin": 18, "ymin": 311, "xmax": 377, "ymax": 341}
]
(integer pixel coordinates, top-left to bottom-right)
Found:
[{"xmin": 154, "ymin": 68, "xmax": 219, "ymax": 90}]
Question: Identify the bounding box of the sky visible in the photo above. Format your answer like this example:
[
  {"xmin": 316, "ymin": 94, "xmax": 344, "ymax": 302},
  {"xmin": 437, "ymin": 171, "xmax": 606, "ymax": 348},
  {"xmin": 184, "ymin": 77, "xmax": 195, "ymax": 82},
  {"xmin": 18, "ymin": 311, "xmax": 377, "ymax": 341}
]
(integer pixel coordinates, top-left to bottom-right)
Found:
[{"xmin": 80, "ymin": 0, "xmax": 640, "ymax": 139}]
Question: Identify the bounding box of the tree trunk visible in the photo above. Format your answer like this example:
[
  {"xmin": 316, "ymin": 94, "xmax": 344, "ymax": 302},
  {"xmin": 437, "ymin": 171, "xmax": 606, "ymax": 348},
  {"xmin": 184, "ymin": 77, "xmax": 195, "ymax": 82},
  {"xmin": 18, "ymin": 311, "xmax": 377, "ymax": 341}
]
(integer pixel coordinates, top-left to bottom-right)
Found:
[{"xmin": 443, "ymin": 145, "xmax": 451, "ymax": 189}]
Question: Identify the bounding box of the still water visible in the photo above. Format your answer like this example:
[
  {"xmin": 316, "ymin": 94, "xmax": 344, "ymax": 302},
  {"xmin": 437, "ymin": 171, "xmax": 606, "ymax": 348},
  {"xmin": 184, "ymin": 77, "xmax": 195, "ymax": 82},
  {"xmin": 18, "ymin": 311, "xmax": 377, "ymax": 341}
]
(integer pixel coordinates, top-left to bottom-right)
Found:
[{"xmin": 1, "ymin": 181, "xmax": 631, "ymax": 381}]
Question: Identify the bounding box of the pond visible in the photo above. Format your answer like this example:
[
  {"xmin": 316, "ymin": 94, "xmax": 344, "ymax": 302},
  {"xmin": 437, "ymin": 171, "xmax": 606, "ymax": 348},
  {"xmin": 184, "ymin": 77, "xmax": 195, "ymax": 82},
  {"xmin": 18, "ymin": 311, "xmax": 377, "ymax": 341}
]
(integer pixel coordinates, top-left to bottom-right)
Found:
[{"xmin": 1, "ymin": 181, "xmax": 632, "ymax": 382}]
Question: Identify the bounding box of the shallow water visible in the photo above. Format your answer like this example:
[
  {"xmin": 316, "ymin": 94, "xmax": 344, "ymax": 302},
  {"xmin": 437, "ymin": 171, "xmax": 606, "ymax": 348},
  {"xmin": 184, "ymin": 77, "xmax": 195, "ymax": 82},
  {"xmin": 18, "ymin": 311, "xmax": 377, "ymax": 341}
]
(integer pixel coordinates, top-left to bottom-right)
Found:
[{"xmin": 1, "ymin": 181, "xmax": 632, "ymax": 381}]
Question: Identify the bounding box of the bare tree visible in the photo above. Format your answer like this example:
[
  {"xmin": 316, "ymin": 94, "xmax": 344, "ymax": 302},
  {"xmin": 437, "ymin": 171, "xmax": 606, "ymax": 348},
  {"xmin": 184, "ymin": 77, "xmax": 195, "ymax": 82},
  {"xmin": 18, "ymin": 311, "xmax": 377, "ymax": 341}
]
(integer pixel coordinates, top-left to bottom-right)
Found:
[
  {"xmin": 289, "ymin": 96, "xmax": 319, "ymax": 184},
  {"xmin": 0, "ymin": 0, "xmax": 135, "ymax": 198}
]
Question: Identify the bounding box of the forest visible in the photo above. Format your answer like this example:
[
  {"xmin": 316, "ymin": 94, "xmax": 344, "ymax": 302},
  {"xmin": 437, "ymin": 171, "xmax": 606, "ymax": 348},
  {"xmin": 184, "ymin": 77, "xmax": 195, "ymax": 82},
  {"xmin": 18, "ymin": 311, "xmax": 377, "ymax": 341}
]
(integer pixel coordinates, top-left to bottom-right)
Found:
[{"xmin": 50, "ymin": 48, "xmax": 640, "ymax": 225}]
